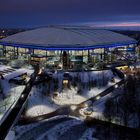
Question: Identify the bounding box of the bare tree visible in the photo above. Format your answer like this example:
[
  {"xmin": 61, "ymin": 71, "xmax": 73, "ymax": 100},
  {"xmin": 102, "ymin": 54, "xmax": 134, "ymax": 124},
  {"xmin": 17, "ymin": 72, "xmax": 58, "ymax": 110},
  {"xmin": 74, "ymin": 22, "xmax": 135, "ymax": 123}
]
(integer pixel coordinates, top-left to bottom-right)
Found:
[{"xmin": 103, "ymin": 98, "xmax": 115, "ymax": 122}]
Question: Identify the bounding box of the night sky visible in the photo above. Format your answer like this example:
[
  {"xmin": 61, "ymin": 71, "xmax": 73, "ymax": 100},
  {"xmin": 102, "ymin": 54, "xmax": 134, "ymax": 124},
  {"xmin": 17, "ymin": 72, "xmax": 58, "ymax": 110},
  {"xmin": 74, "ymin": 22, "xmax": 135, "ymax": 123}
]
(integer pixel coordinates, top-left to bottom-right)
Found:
[{"xmin": 0, "ymin": 0, "xmax": 140, "ymax": 28}]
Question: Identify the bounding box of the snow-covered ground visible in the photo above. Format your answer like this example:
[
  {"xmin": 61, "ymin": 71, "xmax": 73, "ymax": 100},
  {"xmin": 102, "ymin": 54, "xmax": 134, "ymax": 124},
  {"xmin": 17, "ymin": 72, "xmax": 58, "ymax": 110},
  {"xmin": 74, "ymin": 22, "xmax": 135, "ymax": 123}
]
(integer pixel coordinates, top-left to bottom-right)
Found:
[
  {"xmin": 25, "ymin": 87, "xmax": 59, "ymax": 117},
  {"xmin": 7, "ymin": 116, "xmax": 97, "ymax": 140},
  {"xmin": 79, "ymin": 128, "xmax": 97, "ymax": 140},
  {"xmin": 37, "ymin": 119, "xmax": 83, "ymax": 140},
  {"xmin": 78, "ymin": 86, "xmax": 124, "ymax": 121},
  {"xmin": 0, "ymin": 65, "xmax": 34, "ymax": 121},
  {"xmin": 0, "ymin": 79, "xmax": 11, "ymax": 96},
  {"xmin": 0, "ymin": 65, "xmax": 11, "ymax": 71},
  {"xmin": 52, "ymin": 70, "xmax": 120, "ymax": 105},
  {"xmin": 25, "ymin": 70, "xmax": 121, "ymax": 117},
  {"xmin": 0, "ymin": 65, "xmax": 34, "ymax": 80},
  {"xmin": 52, "ymin": 83, "xmax": 118, "ymax": 105},
  {"xmin": 53, "ymin": 70, "xmax": 120, "ymax": 105},
  {"xmin": 0, "ymin": 85, "xmax": 25, "ymax": 120},
  {"xmin": 4, "ymin": 68, "xmax": 33, "ymax": 80}
]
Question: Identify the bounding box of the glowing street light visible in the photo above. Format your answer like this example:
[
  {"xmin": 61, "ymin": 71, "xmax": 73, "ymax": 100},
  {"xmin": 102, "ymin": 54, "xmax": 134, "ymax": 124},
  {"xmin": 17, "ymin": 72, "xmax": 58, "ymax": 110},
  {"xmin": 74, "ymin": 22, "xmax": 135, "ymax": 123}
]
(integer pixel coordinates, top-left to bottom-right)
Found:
[
  {"xmin": 96, "ymin": 96, "xmax": 101, "ymax": 100},
  {"xmin": 21, "ymin": 94, "xmax": 24, "ymax": 98},
  {"xmin": 70, "ymin": 105, "xmax": 77, "ymax": 111},
  {"xmin": 63, "ymin": 79, "xmax": 69, "ymax": 88},
  {"xmin": 38, "ymin": 69, "xmax": 42, "ymax": 75},
  {"xmin": 115, "ymin": 84, "xmax": 118, "ymax": 88}
]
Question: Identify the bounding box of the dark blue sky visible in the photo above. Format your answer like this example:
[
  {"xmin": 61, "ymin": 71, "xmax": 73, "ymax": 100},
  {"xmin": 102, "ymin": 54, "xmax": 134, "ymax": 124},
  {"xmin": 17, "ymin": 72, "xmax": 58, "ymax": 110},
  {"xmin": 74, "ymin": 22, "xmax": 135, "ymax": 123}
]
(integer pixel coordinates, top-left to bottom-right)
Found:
[{"xmin": 0, "ymin": 0, "xmax": 140, "ymax": 28}]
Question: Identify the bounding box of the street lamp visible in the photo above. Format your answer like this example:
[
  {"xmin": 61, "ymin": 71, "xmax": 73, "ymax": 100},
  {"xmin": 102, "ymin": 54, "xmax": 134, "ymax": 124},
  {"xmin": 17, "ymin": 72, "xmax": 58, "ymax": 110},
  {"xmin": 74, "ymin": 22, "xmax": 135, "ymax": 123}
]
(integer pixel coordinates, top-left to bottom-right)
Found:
[
  {"xmin": 63, "ymin": 79, "xmax": 68, "ymax": 88},
  {"xmin": 38, "ymin": 68, "xmax": 42, "ymax": 75},
  {"xmin": 70, "ymin": 105, "xmax": 77, "ymax": 111},
  {"xmin": 115, "ymin": 84, "xmax": 118, "ymax": 88},
  {"xmin": 96, "ymin": 96, "xmax": 101, "ymax": 100}
]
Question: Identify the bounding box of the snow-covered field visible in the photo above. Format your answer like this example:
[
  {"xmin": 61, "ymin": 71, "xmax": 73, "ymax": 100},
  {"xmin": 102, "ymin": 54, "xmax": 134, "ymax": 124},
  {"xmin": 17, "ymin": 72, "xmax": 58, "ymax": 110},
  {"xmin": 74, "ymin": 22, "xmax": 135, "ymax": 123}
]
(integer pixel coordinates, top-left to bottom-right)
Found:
[
  {"xmin": 52, "ymin": 83, "xmax": 119, "ymax": 105},
  {"xmin": 6, "ymin": 116, "xmax": 97, "ymax": 140},
  {"xmin": 78, "ymin": 86, "xmax": 122, "ymax": 119},
  {"xmin": 79, "ymin": 128, "xmax": 97, "ymax": 140},
  {"xmin": 25, "ymin": 70, "xmax": 121, "ymax": 117},
  {"xmin": 0, "ymin": 65, "xmax": 34, "ymax": 80},
  {"xmin": 0, "ymin": 65, "xmax": 34, "ymax": 121},
  {"xmin": 77, "ymin": 86, "xmax": 126, "ymax": 126},
  {"xmin": 25, "ymin": 87, "xmax": 59, "ymax": 117},
  {"xmin": 52, "ymin": 70, "xmax": 120, "ymax": 105},
  {"xmin": 0, "ymin": 85, "xmax": 25, "ymax": 120}
]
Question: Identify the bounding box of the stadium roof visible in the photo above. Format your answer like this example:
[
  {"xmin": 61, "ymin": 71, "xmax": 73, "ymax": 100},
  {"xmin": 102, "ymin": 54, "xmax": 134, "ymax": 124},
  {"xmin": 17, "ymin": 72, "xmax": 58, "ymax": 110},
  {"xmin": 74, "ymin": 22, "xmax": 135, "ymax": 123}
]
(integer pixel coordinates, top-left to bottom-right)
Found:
[{"xmin": 0, "ymin": 26, "xmax": 137, "ymax": 50}]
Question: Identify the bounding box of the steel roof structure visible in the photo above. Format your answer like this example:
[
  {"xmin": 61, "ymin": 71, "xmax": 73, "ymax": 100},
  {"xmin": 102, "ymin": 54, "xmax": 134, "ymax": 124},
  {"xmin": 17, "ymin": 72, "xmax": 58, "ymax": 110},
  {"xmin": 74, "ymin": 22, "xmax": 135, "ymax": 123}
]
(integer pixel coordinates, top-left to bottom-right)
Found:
[{"xmin": 0, "ymin": 26, "xmax": 137, "ymax": 50}]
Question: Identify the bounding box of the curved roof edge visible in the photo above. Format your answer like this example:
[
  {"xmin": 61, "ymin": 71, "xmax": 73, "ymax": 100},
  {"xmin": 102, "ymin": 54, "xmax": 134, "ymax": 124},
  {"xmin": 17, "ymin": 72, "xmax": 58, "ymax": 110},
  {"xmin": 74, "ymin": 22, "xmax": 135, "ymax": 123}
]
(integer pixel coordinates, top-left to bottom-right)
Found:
[
  {"xmin": 0, "ymin": 26, "xmax": 137, "ymax": 47},
  {"xmin": 0, "ymin": 40, "xmax": 137, "ymax": 51},
  {"xmin": 0, "ymin": 26, "xmax": 138, "ymax": 50}
]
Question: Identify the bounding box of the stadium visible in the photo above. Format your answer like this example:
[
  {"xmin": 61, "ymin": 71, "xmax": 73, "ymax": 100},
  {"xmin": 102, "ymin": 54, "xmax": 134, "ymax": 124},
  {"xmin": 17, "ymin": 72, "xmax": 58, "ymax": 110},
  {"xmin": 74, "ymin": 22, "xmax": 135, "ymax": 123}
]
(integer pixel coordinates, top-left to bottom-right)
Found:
[{"xmin": 0, "ymin": 26, "xmax": 138, "ymax": 69}]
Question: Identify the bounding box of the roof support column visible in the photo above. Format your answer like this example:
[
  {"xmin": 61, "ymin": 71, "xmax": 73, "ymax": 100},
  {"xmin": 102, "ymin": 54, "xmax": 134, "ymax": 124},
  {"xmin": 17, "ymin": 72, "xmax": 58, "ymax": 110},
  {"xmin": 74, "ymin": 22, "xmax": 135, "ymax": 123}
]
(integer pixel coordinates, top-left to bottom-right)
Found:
[
  {"xmin": 103, "ymin": 48, "xmax": 106, "ymax": 62},
  {"xmin": 16, "ymin": 47, "xmax": 19, "ymax": 57},
  {"xmin": 1, "ymin": 45, "xmax": 4, "ymax": 57},
  {"xmin": 46, "ymin": 50, "xmax": 47, "ymax": 57},
  {"xmin": 88, "ymin": 49, "xmax": 90, "ymax": 63},
  {"xmin": 14, "ymin": 47, "xmax": 17, "ymax": 59},
  {"xmin": 3, "ymin": 45, "xmax": 6, "ymax": 57}
]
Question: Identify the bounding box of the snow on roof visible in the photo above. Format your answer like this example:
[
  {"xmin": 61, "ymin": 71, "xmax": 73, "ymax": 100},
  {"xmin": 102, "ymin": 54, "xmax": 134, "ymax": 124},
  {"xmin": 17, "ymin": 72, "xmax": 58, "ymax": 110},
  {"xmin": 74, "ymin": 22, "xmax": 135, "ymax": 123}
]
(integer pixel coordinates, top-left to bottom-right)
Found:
[
  {"xmin": 0, "ymin": 65, "xmax": 34, "ymax": 80},
  {"xmin": 0, "ymin": 26, "xmax": 137, "ymax": 49}
]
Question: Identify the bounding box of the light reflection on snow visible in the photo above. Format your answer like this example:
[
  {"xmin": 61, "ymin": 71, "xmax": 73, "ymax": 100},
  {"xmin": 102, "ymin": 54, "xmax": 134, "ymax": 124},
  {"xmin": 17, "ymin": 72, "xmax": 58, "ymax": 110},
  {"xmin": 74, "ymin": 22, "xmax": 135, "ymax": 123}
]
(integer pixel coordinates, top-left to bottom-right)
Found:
[
  {"xmin": 70, "ymin": 105, "xmax": 77, "ymax": 111},
  {"xmin": 25, "ymin": 70, "xmax": 121, "ymax": 117}
]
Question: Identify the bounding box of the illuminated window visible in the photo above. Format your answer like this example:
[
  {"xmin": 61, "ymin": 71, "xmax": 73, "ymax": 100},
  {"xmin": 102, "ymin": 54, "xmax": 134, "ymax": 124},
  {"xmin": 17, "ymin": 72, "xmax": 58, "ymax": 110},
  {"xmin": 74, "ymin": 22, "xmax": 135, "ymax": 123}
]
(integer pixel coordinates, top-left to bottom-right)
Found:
[
  {"xmin": 83, "ymin": 50, "xmax": 88, "ymax": 55},
  {"xmin": 75, "ymin": 51, "xmax": 83, "ymax": 56},
  {"xmin": 6, "ymin": 46, "xmax": 14, "ymax": 51},
  {"xmin": 34, "ymin": 49, "xmax": 46, "ymax": 55},
  {"xmin": 47, "ymin": 51, "xmax": 56, "ymax": 56},
  {"xmin": 94, "ymin": 48, "xmax": 104, "ymax": 54},
  {"xmin": 0, "ymin": 45, "xmax": 3, "ymax": 49},
  {"xmin": 18, "ymin": 48, "xmax": 27, "ymax": 53}
]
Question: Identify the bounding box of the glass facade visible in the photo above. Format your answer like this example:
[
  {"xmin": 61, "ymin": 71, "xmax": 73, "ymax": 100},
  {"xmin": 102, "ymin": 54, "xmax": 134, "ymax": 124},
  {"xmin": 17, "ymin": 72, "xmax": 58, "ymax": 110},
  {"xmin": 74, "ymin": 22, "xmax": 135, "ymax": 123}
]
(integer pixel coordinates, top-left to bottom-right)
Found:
[{"xmin": 0, "ymin": 43, "xmax": 137, "ymax": 67}]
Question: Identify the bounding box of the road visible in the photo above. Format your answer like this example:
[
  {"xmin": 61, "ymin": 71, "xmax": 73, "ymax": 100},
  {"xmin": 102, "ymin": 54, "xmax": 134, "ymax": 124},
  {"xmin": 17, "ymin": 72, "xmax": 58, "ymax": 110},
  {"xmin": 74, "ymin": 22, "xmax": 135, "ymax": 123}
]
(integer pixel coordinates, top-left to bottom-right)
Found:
[{"xmin": 0, "ymin": 66, "xmax": 39, "ymax": 140}]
